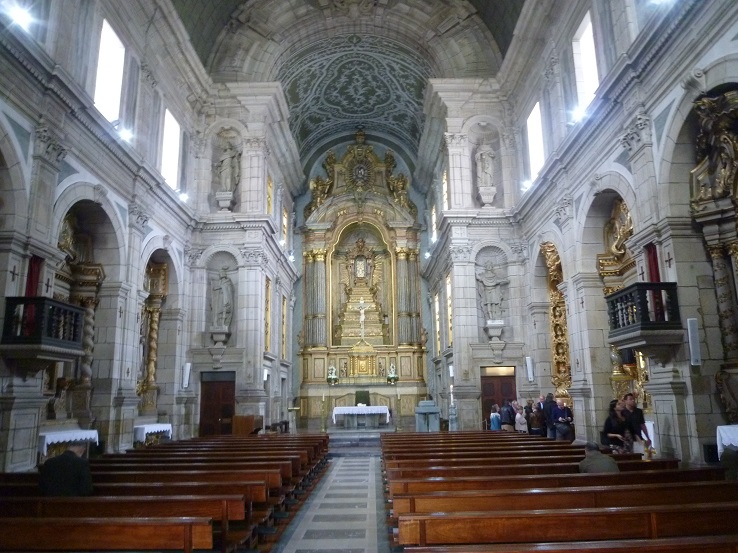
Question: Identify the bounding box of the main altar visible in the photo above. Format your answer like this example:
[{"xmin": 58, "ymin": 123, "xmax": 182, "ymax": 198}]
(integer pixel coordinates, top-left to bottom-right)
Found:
[{"xmin": 297, "ymin": 131, "xmax": 427, "ymax": 428}]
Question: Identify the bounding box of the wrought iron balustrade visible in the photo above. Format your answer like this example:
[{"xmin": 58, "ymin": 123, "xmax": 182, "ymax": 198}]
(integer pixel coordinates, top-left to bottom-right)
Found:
[
  {"xmin": 2, "ymin": 296, "xmax": 84, "ymax": 349},
  {"xmin": 606, "ymin": 282, "xmax": 681, "ymax": 334}
]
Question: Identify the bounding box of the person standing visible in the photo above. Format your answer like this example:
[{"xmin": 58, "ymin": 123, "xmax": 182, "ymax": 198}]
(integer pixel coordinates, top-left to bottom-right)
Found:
[
  {"xmin": 515, "ymin": 406, "xmax": 528, "ymax": 433},
  {"xmin": 552, "ymin": 397, "xmax": 573, "ymax": 441},
  {"xmin": 500, "ymin": 399, "xmax": 515, "ymax": 432},
  {"xmin": 542, "ymin": 393, "xmax": 556, "ymax": 439},
  {"xmin": 39, "ymin": 443, "xmax": 93, "ymax": 496},
  {"xmin": 489, "ymin": 405, "xmax": 502, "ymax": 431},
  {"xmin": 603, "ymin": 398, "xmax": 635, "ymax": 453},
  {"xmin": 622, "ymin": 392, "xmax": 651, "ymax": 447}
]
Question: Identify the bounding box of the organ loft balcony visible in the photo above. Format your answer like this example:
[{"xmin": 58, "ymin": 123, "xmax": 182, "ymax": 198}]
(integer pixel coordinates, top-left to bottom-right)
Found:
[
  {"xmin": 605, "ymin": 282, "xmax": 684, "ymax": 365},
  {"xmin": 0, "ymin": 296, "xmax": 85, "ymax": 375}
]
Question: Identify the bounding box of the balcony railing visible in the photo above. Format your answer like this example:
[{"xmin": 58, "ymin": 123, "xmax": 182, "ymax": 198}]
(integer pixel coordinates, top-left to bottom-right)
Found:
[
  {"xmin": 2, "ymin": 296, "xmax": 84, "ymax": 350},
  {"xmin": 606, "ymin": 282, "xmax": 681, "ymax": 335},
  {"xmin": 605, "ymin": 282, "xmax": 684, "ymax": 364}
]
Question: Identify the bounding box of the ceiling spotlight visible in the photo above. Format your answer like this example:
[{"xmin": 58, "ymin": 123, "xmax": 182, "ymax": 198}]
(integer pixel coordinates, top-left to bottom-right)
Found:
[
  {"xmin": 521, "ymin": 180, "xmax": 532, "ymax": 192},
  {"xmin": 118, "ymin": 128, "xmax": 133, "ymax": 142},
  {"xmin": 424, "ymin": 252, "xmax": 431, "ymax": 259},
  {"xmin": 178, "ymin": 192, "xmax": 189, "ymax": 202}
]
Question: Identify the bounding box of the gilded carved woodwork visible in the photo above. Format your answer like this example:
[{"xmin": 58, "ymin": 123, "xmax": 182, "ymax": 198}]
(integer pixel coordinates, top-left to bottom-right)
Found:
[{"xmin": 541, "ymin": 242, "xmax": 571, "ymax": 398}]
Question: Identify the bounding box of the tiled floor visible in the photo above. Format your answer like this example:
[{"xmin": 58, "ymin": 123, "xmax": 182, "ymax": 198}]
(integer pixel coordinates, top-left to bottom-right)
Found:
[{"xmin": 271, "ymin": 452, "xmax": 392, "ymax": 553}]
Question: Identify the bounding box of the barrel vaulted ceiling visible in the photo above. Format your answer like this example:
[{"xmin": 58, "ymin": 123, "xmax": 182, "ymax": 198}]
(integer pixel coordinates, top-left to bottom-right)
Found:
[{"xmin": 171, "ymin": 0, "xmax": 525, "ymax": 179}]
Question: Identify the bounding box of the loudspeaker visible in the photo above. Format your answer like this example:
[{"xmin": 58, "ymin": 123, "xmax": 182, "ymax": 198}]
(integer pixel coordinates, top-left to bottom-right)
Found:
[
  {"xmin": 687, "ymin": 318, "xmax": 701, "ymax": 366},
  {"xmin": 525, "ymin": 356, "xmax": 535, "ymax": 382},
  {"xmin": 182, "ymin": 363, "xmax": 192, "ymax": 389}
]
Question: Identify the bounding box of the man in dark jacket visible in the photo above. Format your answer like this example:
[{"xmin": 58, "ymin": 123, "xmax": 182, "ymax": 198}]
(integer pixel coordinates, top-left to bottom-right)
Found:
[
  {"xmin": 39, "ymin": 443, "xmax": 93, "ymax": 496},
  {"xmin": 543, "ymin": 393, "xmax": 556, "ymax": 439},
  {"xmin": 500, "ymin": 399, "xmax": 515, "ymax": 431}
]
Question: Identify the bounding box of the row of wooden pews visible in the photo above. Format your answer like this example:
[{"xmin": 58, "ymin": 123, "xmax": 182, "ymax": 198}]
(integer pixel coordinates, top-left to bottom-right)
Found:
[
  {"xmin": 381, "ymin": 431, "xmax": 738, "ymax": 553},
  {"xmin": 0, "ymin": 432, "xmax": 329, "ymax": 553}
]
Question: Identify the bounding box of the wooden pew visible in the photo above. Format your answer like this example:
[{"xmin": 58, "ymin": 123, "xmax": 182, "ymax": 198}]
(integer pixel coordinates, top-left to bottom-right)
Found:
[
  {"xmin": 396, "ymin": 502, "xmax": 738, "ymax": 546},
  {"xmin": 385, "ymin": 467, "xmax": 725, "ymax": 500},
  {"xmin": 0, "ymin": 495, "xmax": 251, "ymax": 553},
  {"xmin": 383, "ymin": 453, "xmax": 641, "ymax": 470},
  {"xmin": 391, "ymin": 480, "xmax": 738, "ymax": 520},
  {"xmin": 0, "ymin": 516, "xmax": 213, "ymax": 552},
  {"xmin": 384, "ymin": 458, "xmax": 679, "ymax": 481},
  {"xmin": 402, "ymin": 535, "xmax": 738, "ymax": 553}
]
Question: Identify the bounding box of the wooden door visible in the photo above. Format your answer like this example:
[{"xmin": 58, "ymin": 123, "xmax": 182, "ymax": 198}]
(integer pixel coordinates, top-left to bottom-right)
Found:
[
  {"xmin": 199, "ymin": 373, "xmax": 235, "ymax": 437},
  {"xmin": 481, "ymin": 375, "xmax": 516, "ymax": 421}
]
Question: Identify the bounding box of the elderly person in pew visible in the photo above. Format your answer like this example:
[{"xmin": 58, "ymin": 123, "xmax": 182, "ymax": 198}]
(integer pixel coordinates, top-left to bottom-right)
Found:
[{"xmin": 578, "ymin": 441, "xmax": 620, "ymax": 473}]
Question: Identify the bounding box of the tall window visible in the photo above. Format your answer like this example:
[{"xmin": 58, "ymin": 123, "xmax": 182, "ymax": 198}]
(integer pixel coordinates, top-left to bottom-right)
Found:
[
  {"xmin": 267, "ymin": 175, "xmax": 273, "ymax": 214},
  {"xmin": 282, "ymin": 207, "xmax": 289, "ymax": 245},
  {"xmin": 526, "ymin": 102, "xmax": 545, "ymax": 181},
  {"xmin": 572, "ymin": 12, "xmax": 599, "ymax": 118},
  {"xmin": 160, "ymin": 109, "xmax": 181, "ymax": 189},
  {"xmin": 446, "ymin": 275, "xmax": 453, "ymax": 347},
  {"xmin": 94, "ymin": 20, "xmax": 125, "ymax": 123},
  {"xmin": 281, "ymin": 295, "xmax": 287, "ymax": 359},
  {"xmin": 442, "ymin": 170, "xmax": 449, "ymax": 210},
  {"xmin": 430, "ymin": 204, "xmax": 437, "ymax": 243},
  {"xmin": 434, "ymin": 293, "xmax": 441, "ymax": 353},
  {"xmin": 264, "ymin": 277, "xmax": 271, "ymax": 351}
]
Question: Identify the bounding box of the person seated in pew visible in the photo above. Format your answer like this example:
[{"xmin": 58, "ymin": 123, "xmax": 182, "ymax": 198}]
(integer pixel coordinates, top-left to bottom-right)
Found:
[
  {"xmin": 39, "ymin": 442, "xmax": 94, "ymax": 496},
  {"xmin": 578, "ymin": 441, "xmax": 620, "ymax": 473}
]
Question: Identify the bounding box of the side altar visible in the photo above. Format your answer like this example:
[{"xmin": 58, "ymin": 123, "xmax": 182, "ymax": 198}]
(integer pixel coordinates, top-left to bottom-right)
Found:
[{"xmin": 296, "ymin": 131, "xmax": 427, "ymax": 429}]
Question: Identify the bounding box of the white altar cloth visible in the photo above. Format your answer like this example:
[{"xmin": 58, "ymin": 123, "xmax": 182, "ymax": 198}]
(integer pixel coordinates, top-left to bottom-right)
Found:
[
  {"xmin": 38, "ymin": 429, "xmax": 99, "ymax": 455},
  {"xmin": 332, "ymin": 405, "xmax": 390, "ymax": 424},
  {"xmin": 717, "ymin": 425, "xmax": 738, "ymax": 459},
  {"xmin": 134, "ymin": 423, "xmax": 173, "ymax": 443}
]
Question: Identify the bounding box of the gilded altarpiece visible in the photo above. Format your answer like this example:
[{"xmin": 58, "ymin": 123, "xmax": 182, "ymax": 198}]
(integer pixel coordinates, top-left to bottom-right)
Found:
[{"xmin": 299, "ymin": 132, "xmax": 426, "ymax": 421}]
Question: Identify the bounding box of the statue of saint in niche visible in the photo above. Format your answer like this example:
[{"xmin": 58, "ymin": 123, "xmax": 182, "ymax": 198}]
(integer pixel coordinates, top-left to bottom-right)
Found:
[
  {"xmin": 218, "ymin": 144, "xmax": 240, "ymax": 192},
  {"xmin": 211, "ymin": 269, "xmax": 235, "ymax": 329},
  {"xmin": 476, "ymin": 262, "xmax": 509, "ymax": 320}
]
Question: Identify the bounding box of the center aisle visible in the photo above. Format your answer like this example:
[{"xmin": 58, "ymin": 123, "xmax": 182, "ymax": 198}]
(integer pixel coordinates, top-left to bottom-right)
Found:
[{"xmin": 271, "ymin": 452, "xmax": 392, "ymax": 553}]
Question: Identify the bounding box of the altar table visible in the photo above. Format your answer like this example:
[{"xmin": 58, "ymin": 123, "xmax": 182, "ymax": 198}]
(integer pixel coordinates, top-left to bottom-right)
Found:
[
  {"xmin": 717, "ymin": 425, "xmax": 738, "ymax": 459},
  {"xmin": 332, "ymin": 406, "xmax": 390, "ymax": 428},
  {"xmin": 38, "ymin": 429, "xmax": 99, "ymax": 458},
  {"xmin": 133, "ymin": 423, "xmax": 173, "ymax": 445}
]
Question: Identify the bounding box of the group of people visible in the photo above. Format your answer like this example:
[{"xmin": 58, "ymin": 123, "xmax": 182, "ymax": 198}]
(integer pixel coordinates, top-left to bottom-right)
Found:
[
  {"xmin": 490, "ymin": 391, "xmax": 650, "ymax": 450},
  {"xmin": 490, "ymin": 394, "xmax": 575, "ymax": 442}
]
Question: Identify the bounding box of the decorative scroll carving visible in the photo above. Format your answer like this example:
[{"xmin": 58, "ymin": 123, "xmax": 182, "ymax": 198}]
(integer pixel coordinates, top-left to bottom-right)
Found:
[
  {"xmin": 240, "ymin": 247, "xmax": 269, "ymax": 267},
  {"xmin": 541, "ymin": 241, "xmax": 571, "ymax": 398},
  {"xmin": 184, "ymin": 247, "xmax": 204, "ymax": 266},
  {"xmin": 450, "ymin": 245, "xmax": 471, "ymax": 263},
  {"xmin": 128, "ymin": 203, "xmax": 150, "ymax": 232},
  {"xmin": 597, "ymin": 199, "xmax": 635, "ymax": 290},
  {"xmin": 444, "ymin": 132, "xmax": 468, "ymax": 149},
  {"xmin": 619, "ymin": 111, "xmax": 652, "ymax": 153},
  {"xmin": 35, "ymin": 125, "xmax": 67, "ymax": 166},
  {"xmin": 554, "ymin": 195, "xmax": 572, "ymax": 223}
]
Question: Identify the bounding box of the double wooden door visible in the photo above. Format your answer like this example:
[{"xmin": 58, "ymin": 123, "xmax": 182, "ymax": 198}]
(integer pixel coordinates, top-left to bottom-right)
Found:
[
  {"xmin": 199, "ymin": 372, "xmax": 235, "ymax": 437},
  {"xmin": 481, "ymin": 375, "xmax": 516, "ymax": 424}
]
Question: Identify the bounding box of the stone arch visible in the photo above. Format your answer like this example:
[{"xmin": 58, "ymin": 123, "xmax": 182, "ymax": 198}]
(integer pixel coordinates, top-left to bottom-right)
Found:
[
  {"xmin": 575, "ymin": 171, "xmax": 637, "ymax": 278},
  {"xmin": 657, "ymin": 54, "xmax": 738, "ymax": 217},
  {"xmin": 140, "ymin": 234, "xmax": 183, "ymax": 310},
  {"xmin": 52, "ymin": 182, "xmax": 126, "ymax": 281},
  {"xmin": 0, "ymin": 113, "xmax": 29, "ymax": 236}
]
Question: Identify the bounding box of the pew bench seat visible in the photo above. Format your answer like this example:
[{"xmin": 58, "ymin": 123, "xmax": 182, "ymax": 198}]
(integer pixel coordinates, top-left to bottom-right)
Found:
[{"xmin": 0, "ymin": 516, "xmax": 213, "ymax": 553}]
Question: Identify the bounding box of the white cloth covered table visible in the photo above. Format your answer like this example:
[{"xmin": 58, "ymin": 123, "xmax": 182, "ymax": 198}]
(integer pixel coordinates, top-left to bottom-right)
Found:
[
  {"xmin": 717, "ymin": 425, "xmax": 738, "ymax": 459},
  {"xmin": 332, "ymin": 405, "xmax": 390, "ymax": 424},
  {"xmin": 38, "ymin": 429, "xmax": 99, "ymax": 455},
  {"xmin": 133, "ymin": 423, "xmax": 172, "ymax": 443}
]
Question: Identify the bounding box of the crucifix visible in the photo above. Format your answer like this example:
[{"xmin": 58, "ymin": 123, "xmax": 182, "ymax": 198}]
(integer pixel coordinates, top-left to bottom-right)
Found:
[
  {"xmin": 357, "ymin": 297, "xmax": 366, "ymax": 341},
  {"xmin": 9, "ymin": 265, "xmax": 18, "ymax": 282},
  {"xmin": 638, "ymin": 265, "xmax": 645, "ymax": 280},
  {"xmin": 45, "ymin": 278, "xmax": 51, "ymax": 293},
  {"xmin": 665, "ymin": 251, "xmax": 674, "ymax": 268}
]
